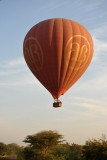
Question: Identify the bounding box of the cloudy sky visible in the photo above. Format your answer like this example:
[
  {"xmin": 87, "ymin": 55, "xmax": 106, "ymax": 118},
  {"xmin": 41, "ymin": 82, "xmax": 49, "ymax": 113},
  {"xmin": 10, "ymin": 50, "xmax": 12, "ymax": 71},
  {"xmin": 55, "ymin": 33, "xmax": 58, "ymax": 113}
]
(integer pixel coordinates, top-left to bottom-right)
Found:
[{"xmin": 0, "ymin": 0, "xmax": 107, "ymax": 145}]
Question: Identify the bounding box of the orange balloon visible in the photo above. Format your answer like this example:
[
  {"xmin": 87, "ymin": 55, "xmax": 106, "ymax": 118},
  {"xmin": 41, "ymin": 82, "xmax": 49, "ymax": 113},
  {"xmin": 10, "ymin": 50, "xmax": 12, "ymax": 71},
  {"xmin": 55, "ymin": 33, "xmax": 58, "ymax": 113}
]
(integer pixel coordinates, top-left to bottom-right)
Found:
[{"xmin": 23, "ymin": 18, "xmax": 93, "ymax": 100}]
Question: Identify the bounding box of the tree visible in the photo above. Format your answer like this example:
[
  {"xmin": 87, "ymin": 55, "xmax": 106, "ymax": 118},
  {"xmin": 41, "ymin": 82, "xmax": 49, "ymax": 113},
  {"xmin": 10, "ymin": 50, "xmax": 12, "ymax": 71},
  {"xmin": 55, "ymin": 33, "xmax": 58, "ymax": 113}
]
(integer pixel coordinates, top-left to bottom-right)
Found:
[
  {"xmin": 7, "ymin": 143, "xmax": 20, "ymax": 154},
  {"xmin": 16, "ymin": 146, "xmax": 25, "ymax": 160},
  {"xmin": 81, "ymin": 135, "xmax": 107, "ymax": 160},
  {"xmin": 53, "ymin": 143, "xmax": 71, "ymax": 160},
  {"xmin": 0, "ymin": 142, "xmax": 8, "ymax": 156},
  {"xmin": 22, "ymin": 146, "xmax": 34, "ymax": 160},
  {"xmin": 23, "ymin": 130, "xmax": 64, "ymax": 160},
  {"xmin": 70, "ymin": 143, "xmax": 82, "ymax": 160}
]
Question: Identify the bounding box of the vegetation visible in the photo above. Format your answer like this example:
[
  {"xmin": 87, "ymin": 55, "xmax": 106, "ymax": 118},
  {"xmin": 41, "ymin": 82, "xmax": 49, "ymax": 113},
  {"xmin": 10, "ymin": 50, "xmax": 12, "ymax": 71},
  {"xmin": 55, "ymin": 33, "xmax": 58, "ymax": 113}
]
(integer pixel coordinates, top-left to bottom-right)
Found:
[
  {"xmin": 0, "ymin": 143, "xmax": 8, "ymax": 156},
  {"xmin": 0, "ymin": 131, "xmax": 107, "ymax": 160},
  {"xmin": 0, "ymin": 142, "xmax": 21, "ymax": 160},
  {"xmin": 81, "ymin": 135, "xmax": 107, "ymax": 160},
  {"xmin": 23, "ymin": 130, "xmax": 64, "ymax": 160}
]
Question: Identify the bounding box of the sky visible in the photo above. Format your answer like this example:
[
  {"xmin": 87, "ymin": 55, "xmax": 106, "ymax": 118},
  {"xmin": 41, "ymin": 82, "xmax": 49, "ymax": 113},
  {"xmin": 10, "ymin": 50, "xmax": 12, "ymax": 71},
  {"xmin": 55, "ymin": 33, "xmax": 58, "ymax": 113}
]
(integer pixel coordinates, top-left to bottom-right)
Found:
[{"xmin": 0, "ymin": 0, "xmax": 107, "ymax": 146}]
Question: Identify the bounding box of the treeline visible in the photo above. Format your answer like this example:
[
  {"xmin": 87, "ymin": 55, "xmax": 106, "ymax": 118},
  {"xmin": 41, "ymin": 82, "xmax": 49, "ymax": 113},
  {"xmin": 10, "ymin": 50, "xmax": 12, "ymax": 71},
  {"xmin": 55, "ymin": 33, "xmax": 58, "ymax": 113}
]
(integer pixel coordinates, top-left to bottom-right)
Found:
[{"xmin": 0, "ymin": 130, "xmax": 107, "ymax": 160}]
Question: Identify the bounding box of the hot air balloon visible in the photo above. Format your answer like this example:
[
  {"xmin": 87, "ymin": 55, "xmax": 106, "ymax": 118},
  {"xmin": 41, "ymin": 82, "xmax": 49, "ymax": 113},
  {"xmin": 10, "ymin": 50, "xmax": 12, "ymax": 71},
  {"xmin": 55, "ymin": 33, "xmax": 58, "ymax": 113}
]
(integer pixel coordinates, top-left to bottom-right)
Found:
[{"xmin": 23, "ymin": 18, "xmax": 93, "ymax": 107}]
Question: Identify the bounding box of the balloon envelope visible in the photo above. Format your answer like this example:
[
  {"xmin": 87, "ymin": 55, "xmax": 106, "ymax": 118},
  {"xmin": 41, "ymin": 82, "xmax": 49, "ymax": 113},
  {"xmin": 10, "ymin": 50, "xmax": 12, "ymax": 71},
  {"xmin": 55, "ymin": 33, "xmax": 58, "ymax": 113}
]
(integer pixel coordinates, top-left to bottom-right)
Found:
[{"xmin": 23, "ymin": 18, "xmax": 93, "ymax": 100}]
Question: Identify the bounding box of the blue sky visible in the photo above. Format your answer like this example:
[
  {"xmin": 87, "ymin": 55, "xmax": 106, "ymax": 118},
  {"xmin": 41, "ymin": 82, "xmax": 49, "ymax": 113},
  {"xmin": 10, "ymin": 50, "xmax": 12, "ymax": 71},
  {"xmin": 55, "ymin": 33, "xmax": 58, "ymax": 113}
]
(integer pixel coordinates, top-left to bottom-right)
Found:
[{"xmin": 0, "ymin": 0, "xmax": 107, "ymax": 145}]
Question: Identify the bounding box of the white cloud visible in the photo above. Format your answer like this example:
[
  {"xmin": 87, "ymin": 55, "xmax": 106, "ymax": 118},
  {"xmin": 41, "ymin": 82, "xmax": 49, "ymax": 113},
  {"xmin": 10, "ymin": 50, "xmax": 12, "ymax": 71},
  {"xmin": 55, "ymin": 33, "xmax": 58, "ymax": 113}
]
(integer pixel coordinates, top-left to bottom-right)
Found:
[
  {"xmin": 90, "ymin": 24, "xmax": 107, "ymax": 64},
  {"xmin": 3, "ymin": 57, "xmax": 26, "ymax": 68},
  {"xmin": 74, "ymin": 102, "xmax": 107, "ymax": 114},
  {"xmin": 0, "ymin": 69, "xmax": 24, "ymax": 76},
  {"xmin": 91, "ymin": 24, "xmax": 107, "ymax": 39},
  {"xmin": 0, "ymin": 57, "xmax": 39, "ymax": 86},
  {"xmin": 71, "ymin": 97, "xmax": 107, "ymax": 106},
  {"xmin": 90, "ymin": 36, "xmax": 107, "ymax": 63},
  {"xmin": 0, "ymin": 74, "xmax": 39, "ymax": 87},
  {"xmin": 93, "ymin": 36, "xmax": 107, "ymax": 53},
  {"xmin": 0, "ymin": 57, "xmax": 27, "ymax": 76},
  {"xmin": 62, "ymin": 96, "xmax": 107, "ymax": 123}
]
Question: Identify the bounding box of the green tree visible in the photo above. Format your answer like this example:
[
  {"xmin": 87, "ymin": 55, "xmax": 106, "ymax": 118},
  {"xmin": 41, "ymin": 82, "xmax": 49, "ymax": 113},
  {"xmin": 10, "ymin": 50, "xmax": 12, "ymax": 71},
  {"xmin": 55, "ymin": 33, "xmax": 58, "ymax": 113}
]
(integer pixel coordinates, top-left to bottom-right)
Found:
[
  {"xmin": 70, "ymin": 143, "xmax": 82, "ymax": 160},
  {"xmin": 53, "ymin": 143, "xmax": 82, "ymax": 160},
  {"xmin": 81, "ymin": 135, "xmax": 107, "ymax": 160},
  {"xmin": 7, "ymin": 143, "xmax": 20, "ymax": 154},
  {"xmin": 23, "ymin": 130, "xmax": 64, "ymax": 160},
  {"xmin": 17, "ymin": 146, "xmax": 25, "ymax": 160},
  {"xmin": 53, "ymin": 143, "xmax": 71, "ymax": 160},
  {"xmin": 22, "ymin": 146, "xmax": 34, "ymax": 160},
  {"xmin": 0, "ymin": 142, "xmax": 8, "ymax": 156}
]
